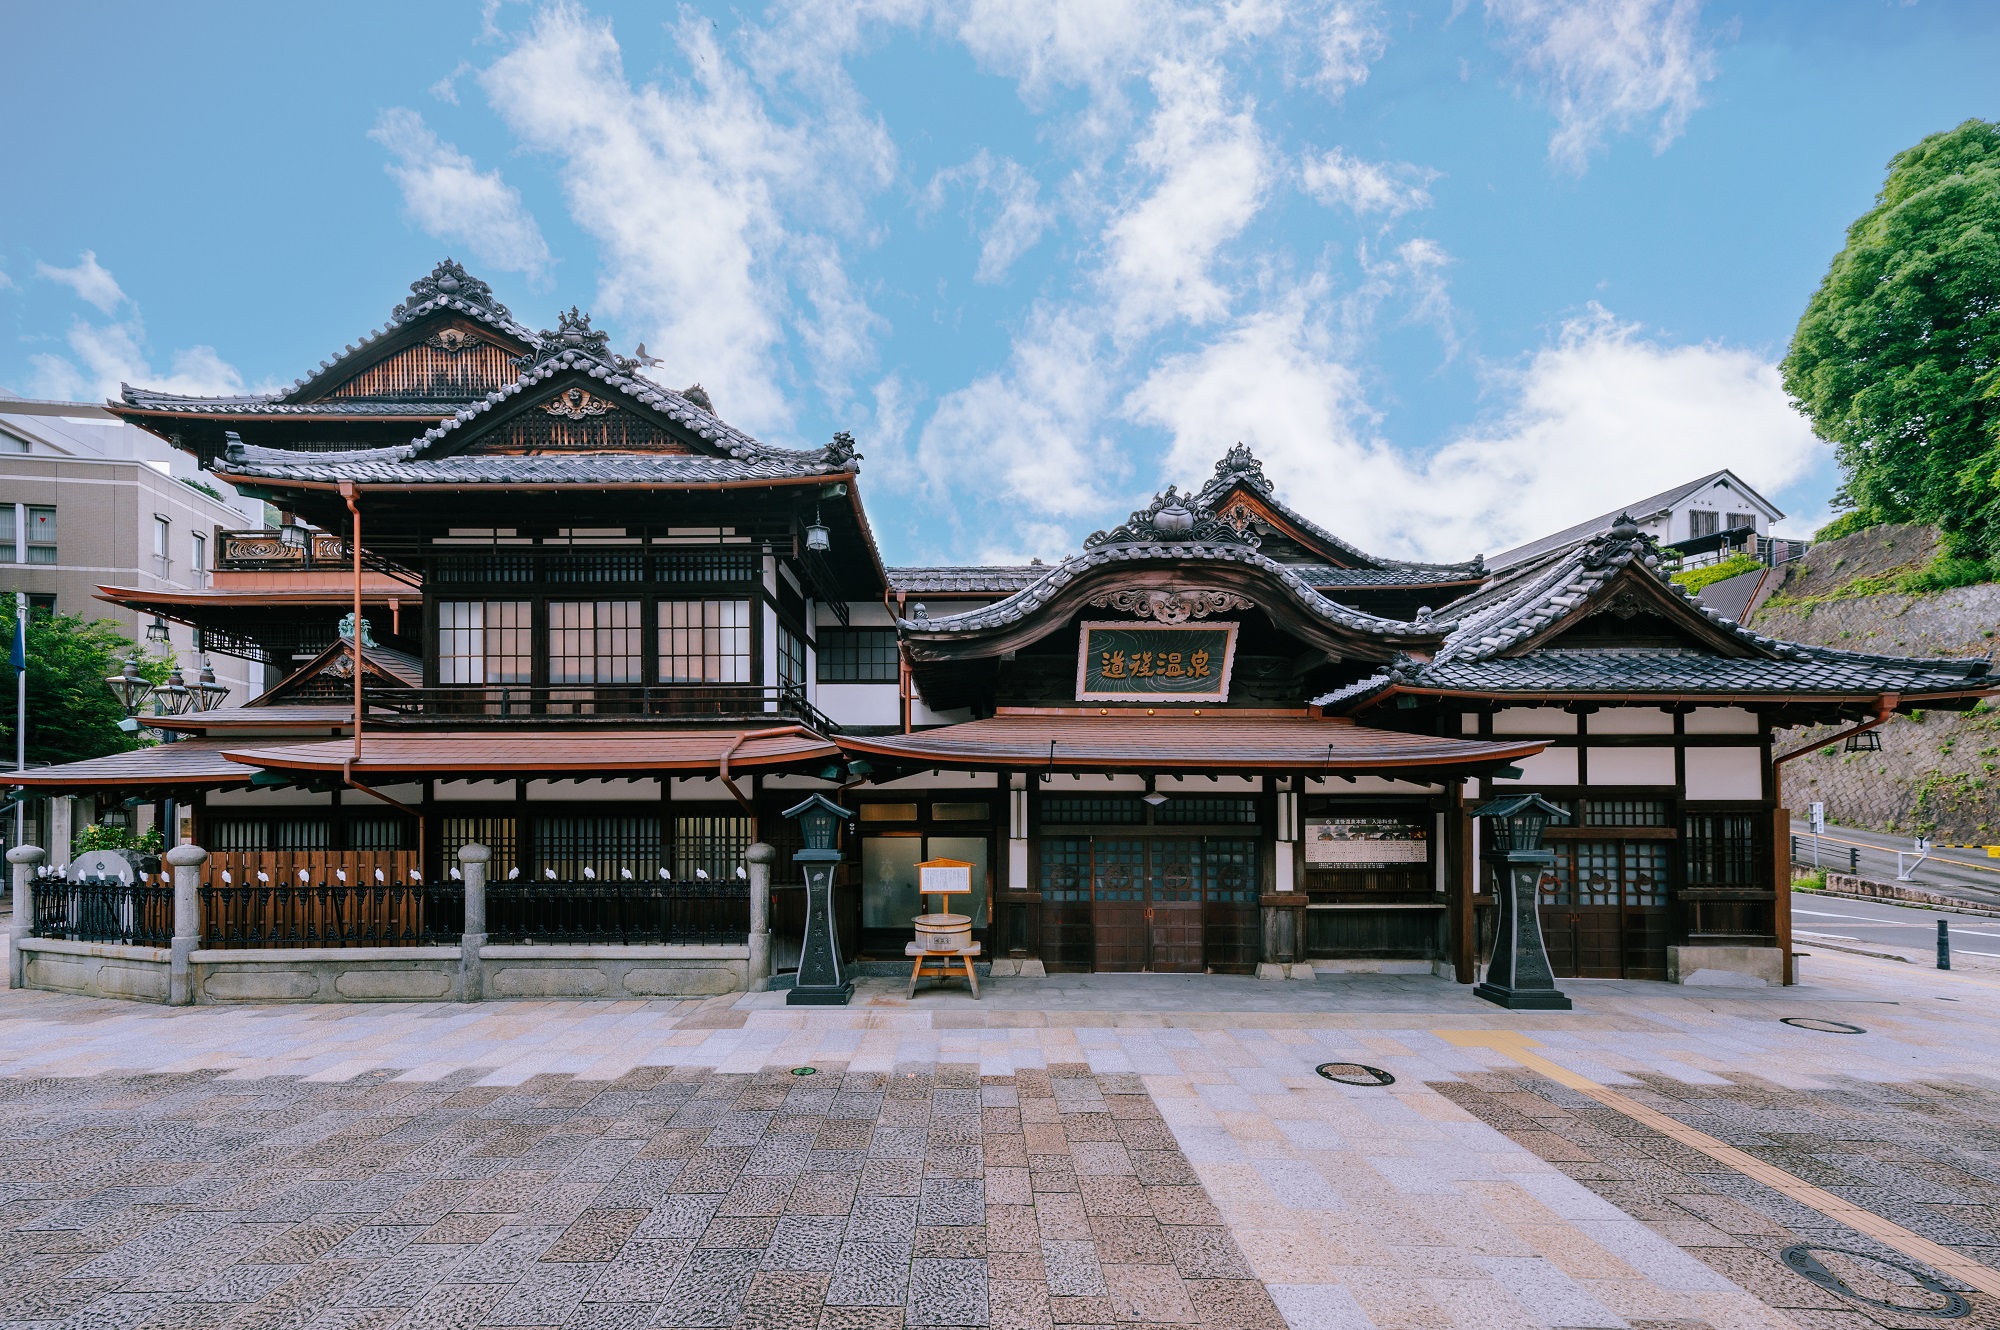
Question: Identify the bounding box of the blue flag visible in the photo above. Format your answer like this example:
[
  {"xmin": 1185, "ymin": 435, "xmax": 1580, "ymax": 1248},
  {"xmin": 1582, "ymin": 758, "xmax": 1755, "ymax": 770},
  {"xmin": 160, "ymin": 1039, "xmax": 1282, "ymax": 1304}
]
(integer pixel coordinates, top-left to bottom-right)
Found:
[{"xmin": 8, "ymin": 611, "xmax": 22, "ymax": 673}]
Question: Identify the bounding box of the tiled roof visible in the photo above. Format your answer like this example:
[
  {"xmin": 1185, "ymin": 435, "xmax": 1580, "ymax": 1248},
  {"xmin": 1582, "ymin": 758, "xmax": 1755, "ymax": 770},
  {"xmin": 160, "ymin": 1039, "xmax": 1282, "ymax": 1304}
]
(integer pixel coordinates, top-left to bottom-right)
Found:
[
  {"xmin": 217, "ymin": 446, "xmax": 843, "ymax": 487},
  {"xmin": 888, "ymin": 566, "xmax": 1050, "ymax": 594},
  {"xmin": 227, "ymin": 728, "xmax": 839, "ymax": 776},
  {"xmin": 1193, "ymin": 444, "xmax": 1483, "ymax": 576},
  {"xmin": 217, "ymin": 313, "xmax": 859, "ymax": 486},
  {"xmin": 900, "ymin": 541, "xmax": 1439, "ymax": 642},
  {"xmin": 8, "ymin": 740, "xmax": 295, "ymax": 789},
  {"xmin": 1488, "ymin": 469, "xmax": 1783, "ymax": 569},
  {"xmin": 119, "ymin": 390, "xmax": 465, "ymax": 417},
  {"xmin": 1289, "ymin": 564, "xmax": 1485, "ymax": 589},
  {"xmin": 839, "ymin": 711, "xmax": 1545, "ymax": 772},
  {"xmin": 1313, "ymin": 519, "xmax": 1993, "ymax": 708}
]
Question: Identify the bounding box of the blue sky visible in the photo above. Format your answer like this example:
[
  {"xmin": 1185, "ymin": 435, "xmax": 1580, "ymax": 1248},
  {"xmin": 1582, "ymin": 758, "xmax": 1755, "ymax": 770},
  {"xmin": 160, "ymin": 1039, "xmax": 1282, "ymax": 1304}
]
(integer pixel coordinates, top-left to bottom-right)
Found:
[{"xmin": 4, "ymin": 1, "xmax": 1998, "ymax": 566}]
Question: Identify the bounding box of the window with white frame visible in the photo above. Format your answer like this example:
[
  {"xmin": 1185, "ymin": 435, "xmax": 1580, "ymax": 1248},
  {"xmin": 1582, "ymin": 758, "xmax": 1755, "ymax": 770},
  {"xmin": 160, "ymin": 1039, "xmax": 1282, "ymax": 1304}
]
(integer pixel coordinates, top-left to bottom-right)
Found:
[
  {"xmin": 190, "ymin": 532, "xmax": 207, "ymax": 581},
  {"xmin": 658, "ymin": 598, "xmax": 751, "ymax": 683},
  {"xmin": 549, "ymin": 599, "xmax": 642, "ymax": 684},
  {"xmin": 436, "ymin": 600, "xmax": 533, "ymax": 684},
  {"xmin": 153, "ymin": 515, "xmax": 171, "ymax": 571},
  {"xmin": 24, "ymin": 506, "xmax": 54, "ymax": 563}
]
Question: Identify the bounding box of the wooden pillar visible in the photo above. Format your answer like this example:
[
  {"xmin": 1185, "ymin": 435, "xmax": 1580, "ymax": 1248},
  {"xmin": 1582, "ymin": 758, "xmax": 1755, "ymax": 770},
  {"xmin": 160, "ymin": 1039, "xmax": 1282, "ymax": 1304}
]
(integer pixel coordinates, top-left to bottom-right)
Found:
[
  {"xmin": 1445, "ymin": 781, "xmax": 1476, "ymax": 983},
  {"xmin": 1772, "ymin": 805, "xmax": 1793, "ymax": 985}
]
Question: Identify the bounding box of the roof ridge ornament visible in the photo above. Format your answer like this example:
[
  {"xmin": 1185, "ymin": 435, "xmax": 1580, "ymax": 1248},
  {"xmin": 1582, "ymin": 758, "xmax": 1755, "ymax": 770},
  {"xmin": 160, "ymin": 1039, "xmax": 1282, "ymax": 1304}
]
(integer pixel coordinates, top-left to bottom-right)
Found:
[
  {"xmin": 1086, "ymin": 588, "xmax": 1253, "ymax": 624},
  {"xmin": 823, "ymin": 430, "xmax": 862, "ymax": 470},
  {"xmin": 1211, "ymin": 441, "xmax": 1273, "ymax": 495},
  {"xmin": 1084, "ymin": 483, "xmax": 1262, "ymax": 550},
  {"xmin": 521, "ymin": 307, "xmax": 640, "ymax": 373},
  {"xmin": 391, "ymin": 258, "xmax": 516, "ymax": 328},
  {"xmin": 1582, "ymin": 511, "xmax": 1652, "ymax": 570}
]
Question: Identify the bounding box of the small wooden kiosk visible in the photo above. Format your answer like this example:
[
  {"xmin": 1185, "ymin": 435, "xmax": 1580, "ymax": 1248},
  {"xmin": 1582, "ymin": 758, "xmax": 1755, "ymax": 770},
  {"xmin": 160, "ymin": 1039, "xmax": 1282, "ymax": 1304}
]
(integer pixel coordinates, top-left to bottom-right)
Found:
[{"xmin": 906, "ymin": 857, "xmax": 980, "ymax": 998}]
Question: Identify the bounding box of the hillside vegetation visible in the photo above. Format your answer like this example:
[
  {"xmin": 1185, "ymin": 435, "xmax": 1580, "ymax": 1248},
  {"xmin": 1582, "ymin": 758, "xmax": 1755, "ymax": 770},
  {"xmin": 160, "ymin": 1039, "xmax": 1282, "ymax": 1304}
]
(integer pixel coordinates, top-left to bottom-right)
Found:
[{"xmin": 1751, "ymin": 524, "xmax": 2000, "ymax": 841}]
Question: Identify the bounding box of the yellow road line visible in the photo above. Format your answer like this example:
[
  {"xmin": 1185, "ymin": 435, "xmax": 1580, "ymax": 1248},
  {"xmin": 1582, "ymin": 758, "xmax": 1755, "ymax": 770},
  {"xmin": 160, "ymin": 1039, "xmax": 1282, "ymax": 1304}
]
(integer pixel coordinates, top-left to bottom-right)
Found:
[{"xmin": 1435, "ymin": 1028, "xmax": 2000, "ymax": 1297}]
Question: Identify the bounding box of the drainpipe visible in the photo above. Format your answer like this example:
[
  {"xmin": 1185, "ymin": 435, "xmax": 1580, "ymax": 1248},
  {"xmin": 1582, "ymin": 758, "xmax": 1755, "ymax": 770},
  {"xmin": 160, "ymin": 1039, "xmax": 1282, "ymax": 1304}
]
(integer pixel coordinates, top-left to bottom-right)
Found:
[
  {"xmin": 896, "ymin": 588, "xmax": 911, "ymax": 734},
  {"xmin": 335, "ymin": 482, "xmax": 426, "ymax": 872},
  {"xmin": 719, "ymin": 724, "xmax": 816, "ymax": 829}
]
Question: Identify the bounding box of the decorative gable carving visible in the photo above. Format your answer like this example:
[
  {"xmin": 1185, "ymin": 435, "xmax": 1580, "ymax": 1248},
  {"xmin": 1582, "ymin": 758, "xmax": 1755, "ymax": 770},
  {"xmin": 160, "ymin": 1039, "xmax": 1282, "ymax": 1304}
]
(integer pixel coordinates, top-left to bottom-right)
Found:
[
  {"xmin": 325, "ymin": 320, "xmax": 521, "ymax": 401},
  {"xmin": 1087, "ymin": 588, "xmax": 1253, "ymax": 624}
]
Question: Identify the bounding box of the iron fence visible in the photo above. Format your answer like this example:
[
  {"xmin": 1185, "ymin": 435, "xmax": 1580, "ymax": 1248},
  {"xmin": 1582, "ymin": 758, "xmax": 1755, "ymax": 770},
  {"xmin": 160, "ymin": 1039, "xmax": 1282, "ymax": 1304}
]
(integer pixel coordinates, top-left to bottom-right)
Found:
[
  {"xmin": 199, "ymin": 879, "xmax": 462, "ymax": 948},
  {"xmin": 30, "ymin": 870, "xmax": 174, "ymax": 947},
  {"xmin": 486, "ymin": 880, "xmax": 749, "ymax": 945}
]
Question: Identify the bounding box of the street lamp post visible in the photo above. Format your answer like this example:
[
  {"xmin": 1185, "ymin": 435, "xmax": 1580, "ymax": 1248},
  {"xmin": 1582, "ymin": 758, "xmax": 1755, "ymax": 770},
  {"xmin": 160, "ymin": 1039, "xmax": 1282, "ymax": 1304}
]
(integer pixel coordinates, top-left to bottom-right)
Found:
[
  {"xmin": 103, "ymin": 656, "xmax": 155, "ymax": 734},
  {"xmin": 1471, "ymin": 793, "xmax": 1573, "ymax": 1011},
  {"xmin": 785, "ymin": 793, "xmax": 854, "ymax": 1006}
]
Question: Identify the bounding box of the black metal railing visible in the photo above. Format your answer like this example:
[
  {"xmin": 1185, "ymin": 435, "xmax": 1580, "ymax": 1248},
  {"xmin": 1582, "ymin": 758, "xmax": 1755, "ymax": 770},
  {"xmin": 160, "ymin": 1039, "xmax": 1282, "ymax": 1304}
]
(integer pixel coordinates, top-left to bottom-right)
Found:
[
  {"xmin": 361, "ymin": 682, "xmax": 837, "ymax": 733},
  {"xmin": 198, "ymin": 880, "xmax": 462, "ymax": 948},
  {"xmin": 31, "ymin": 870, "xmax": 174, "ymax": 947},
  {"xmin": 487, "ymin": 880, "xmax": 749, "ymax": 945}
]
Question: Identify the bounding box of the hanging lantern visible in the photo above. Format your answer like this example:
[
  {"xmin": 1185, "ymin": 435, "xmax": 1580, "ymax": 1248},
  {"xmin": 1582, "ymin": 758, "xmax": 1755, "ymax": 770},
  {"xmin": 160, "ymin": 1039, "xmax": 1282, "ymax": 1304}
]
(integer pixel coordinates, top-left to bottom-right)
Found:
[
  {"xmin": 145, "ymin": 615, "xmax": 171, "ymax": 645},
  {"xmin": 804, "ymin": 508, "xmax": 831, "ymax": 554},
  {"xmin": 279, "ymin": 512, "xmax": 307, "ymax": 550},
  {"xmin": 1844, "ymin": 730, "xmax": 1882, "ymax": 753}
]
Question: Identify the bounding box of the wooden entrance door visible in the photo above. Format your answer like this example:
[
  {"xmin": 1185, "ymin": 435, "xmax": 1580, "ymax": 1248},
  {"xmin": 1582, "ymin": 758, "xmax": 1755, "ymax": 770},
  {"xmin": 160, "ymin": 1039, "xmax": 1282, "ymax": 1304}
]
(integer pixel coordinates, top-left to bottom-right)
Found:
[
  {"xmin": 1090, "ymin": 840, "xmax": 1149, "ymax": 971},
  {"xmin": 1541, "ymin": 840, "xmax": 1670, "ymax": 980},
  {"xmin": 1146, "ymin": 840, "xmax": 1204, "ymax": 972}
]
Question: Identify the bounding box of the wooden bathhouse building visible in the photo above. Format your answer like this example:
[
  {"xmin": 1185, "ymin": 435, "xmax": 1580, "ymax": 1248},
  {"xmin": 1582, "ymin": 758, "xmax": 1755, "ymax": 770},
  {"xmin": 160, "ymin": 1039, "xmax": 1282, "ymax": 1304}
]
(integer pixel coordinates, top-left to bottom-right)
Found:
[{"xmin": 17, "ymin": 259, "xmax": 1995, "ymax": 993}]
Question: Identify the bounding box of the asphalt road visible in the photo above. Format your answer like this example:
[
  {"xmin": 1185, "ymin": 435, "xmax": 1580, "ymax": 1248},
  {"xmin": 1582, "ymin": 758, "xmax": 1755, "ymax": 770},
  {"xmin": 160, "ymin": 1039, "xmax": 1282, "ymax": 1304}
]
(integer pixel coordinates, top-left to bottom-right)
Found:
[
  {"xmin": 1790, "ymin": 888, "xmax": 2000, "ymax": 964},
  {"xmin": 1789, "ymin": 816, "xmax": 2000, "ymax": 906}
]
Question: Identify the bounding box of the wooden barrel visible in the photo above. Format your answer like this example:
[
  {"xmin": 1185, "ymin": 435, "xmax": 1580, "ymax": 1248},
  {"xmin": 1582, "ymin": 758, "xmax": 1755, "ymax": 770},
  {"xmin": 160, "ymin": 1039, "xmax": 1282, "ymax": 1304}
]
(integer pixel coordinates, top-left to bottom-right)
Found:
[{"xmin": 913, "ymin": 911, "xmax": 972, "ymax": 951}]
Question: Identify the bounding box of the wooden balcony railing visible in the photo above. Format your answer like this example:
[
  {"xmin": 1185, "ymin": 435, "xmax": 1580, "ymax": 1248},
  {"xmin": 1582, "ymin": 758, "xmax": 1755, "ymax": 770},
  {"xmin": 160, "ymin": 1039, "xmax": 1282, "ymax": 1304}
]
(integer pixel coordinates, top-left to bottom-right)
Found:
[
  {"xmin": 215, "ymin": 528, "xmax": 347, "ymax": 571},
  {"xmin": 362, "ymin": 683, "xmax": 838, "ymax": 733}
]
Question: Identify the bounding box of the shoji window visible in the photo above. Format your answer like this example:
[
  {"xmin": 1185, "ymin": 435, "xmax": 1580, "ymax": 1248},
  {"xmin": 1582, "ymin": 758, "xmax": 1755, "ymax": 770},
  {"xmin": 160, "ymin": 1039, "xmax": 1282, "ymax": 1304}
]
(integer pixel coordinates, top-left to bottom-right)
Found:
[
  {"xmin": 658, "ymin": 599, "xmax": 751, "ymax": 683},
  {"xmin": 436, "ymin": 600, "xmax": 533, "ymax": 684}
]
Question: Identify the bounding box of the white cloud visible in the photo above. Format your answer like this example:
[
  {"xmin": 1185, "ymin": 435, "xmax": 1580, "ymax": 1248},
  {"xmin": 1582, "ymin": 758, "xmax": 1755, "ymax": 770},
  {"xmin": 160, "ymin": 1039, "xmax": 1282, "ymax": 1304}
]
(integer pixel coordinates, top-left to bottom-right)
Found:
[
  {"xmin": 1310, "ymin": 2, "xmax": 1387, "ymax": 97},
  {"xmin": 371, "ymin": 108, "xmax": 552, "ymax": 281},
  {"xmin": 1395, "ymin": 237, "xmax": 1457, "ymax": 355},
  {"xmin": 35, "ymin": 251, "xmax": 126, "ymax": 314},
  {"xmin": 1486, "ymin": 0, "xmax": 1716, "ymax": 171},
  {"xmin": 28, "ymin": 318, "xmax": 244, "ymax": 403},
  {"xmin": 926, "ymin": 150, "xmax": 1053, "ymax": 282},
  {"xmin": 479, "ymin": 3, "xmax": 893, "ymax": 436},
  {"xmin": 915, "ymin": 306, "xmax": 1122, "ymax": 528},
  {"xmin": 1129, "ymin": 302, "xmax": 1818, "ymax": 563},
  {"xmin": 1101, "ymin": 58, "xmax": 1269, "ymax": 338},
  {"xmin": 1300, "ymin": 147, "xmax": 1434, "ymax": 217},
  {"xmin": 0, "ymin": 269, "xmax": 14, "ymax": 291}
]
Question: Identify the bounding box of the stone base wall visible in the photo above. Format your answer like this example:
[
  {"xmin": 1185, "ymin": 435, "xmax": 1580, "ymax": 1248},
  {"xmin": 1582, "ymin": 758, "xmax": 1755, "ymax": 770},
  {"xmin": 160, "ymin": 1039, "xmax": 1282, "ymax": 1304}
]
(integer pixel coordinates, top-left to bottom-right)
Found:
[
  {"xmin": 13, "ymin": 941, "xmax": 751, "ymax": 1005},
  {"xmin": 1666, "ymin": 945, "xmax": 1784, "ymax": 987},
  {"xmin": 20, "ymin": 939, "xmax": 171, "ymax": 1003}
]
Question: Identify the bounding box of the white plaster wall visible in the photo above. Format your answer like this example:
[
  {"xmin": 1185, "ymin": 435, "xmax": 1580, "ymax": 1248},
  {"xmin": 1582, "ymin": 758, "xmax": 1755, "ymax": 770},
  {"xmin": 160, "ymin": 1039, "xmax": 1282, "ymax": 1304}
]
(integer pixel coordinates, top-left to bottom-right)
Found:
[
  {"xmin": 1587, "ymin": 747, "xmax": 1676, "ymax": 785},
  {"xmin": 1686, "ymin": 707, "xmax": 1759, "ymax": 734},
  {"xmin": 1588, "ymin": 708, "xmax": 1674, "ymax": 735},
  {"xmin": 1492, "ymin": 708, "xmax": 1577, "ymax": 735},
  {"xmin": 818, "ymin": 683, "xmax": 900, "ymax": 728},
  {"xmin": 1685, "ymin": 748, "xmax": 1764, "ymax": 800},
  {"xmin": 1493, "ymin": 748, "xmax": 1577, "ymax": 785}
]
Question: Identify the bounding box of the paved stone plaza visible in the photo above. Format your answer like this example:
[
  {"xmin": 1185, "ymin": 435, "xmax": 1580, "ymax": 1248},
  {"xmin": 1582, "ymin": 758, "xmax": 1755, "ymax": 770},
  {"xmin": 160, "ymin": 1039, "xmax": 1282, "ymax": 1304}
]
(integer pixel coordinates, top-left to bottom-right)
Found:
[{"xmin": 4, "ymin": 950, "xmax": 2000, "ymax": 1329}]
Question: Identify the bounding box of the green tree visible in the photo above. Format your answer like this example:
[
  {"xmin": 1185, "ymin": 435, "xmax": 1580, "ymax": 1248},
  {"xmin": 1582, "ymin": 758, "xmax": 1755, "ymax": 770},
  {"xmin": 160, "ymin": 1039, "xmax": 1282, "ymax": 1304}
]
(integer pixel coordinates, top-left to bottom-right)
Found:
[
  {"xmin": 0, "ymin": 610, "xmax": 170, "ymax": 767},
  {"xmin": 1783, "ymin": 119, "xmax": 2000, "ymax": 556}
]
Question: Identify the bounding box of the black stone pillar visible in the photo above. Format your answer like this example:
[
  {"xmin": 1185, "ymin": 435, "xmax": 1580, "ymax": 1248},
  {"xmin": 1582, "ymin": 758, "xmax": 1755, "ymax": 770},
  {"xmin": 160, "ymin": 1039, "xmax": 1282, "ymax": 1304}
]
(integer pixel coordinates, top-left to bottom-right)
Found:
[
  {"xmin": 785, "ymin": 794, "xmax": 855, "ymax": 1007},
  {"xmin": 1474, "ymin": 849, "xmax": 1571, "ymax": 1010}
]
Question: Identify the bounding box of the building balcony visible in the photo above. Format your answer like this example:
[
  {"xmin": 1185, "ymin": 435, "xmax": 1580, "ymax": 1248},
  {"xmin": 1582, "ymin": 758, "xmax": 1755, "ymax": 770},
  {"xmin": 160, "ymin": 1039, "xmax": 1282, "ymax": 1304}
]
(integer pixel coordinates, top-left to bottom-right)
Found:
[
  {"xmin": 360, "ymin": 682, "xmax": 838, "ymax": 733},
  {"xmin": 215, "ymin": 527, "xmax": 351, "ymax": 572}
]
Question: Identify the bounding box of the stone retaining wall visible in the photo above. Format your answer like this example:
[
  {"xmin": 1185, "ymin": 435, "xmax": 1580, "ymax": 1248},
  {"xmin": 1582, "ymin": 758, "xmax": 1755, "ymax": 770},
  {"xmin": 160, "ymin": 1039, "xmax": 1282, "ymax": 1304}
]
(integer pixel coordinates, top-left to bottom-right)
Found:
[{"xmin": 12, "ymin": 937, "xmax": 748, "ymax": 1005}]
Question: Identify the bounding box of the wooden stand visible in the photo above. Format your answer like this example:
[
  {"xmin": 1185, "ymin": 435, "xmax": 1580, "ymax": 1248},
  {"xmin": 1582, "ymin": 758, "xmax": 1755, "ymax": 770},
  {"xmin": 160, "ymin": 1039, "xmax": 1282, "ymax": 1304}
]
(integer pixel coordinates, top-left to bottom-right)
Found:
[{"xmin": 906, "ymin": 940, "xmax": 980, "ymax": 999}]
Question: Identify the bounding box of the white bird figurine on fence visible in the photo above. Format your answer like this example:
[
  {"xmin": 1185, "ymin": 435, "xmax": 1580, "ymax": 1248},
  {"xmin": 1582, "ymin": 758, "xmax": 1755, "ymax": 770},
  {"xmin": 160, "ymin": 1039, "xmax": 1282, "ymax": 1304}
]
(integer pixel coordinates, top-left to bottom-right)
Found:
[
  {"xmin": 450, "ymin": 867, "xmax": 462, "ymax": 880},
  {"xmin": 620, "ymin": 868, "xmax": 632, "ymax": 880},
  {"xmin": 736, "ymin": 866, "xmax": 746, "ymax": 880},
  {"xmin": 336, "ymin": 869, "xmax": 347, "ymax": 884},
  {"xmin": 582, "ymin": 867, "xmax": 597, "ymax": 880},
  {"xmin": 221, "ymin": 871, "xmax": 232, "ymax": 885},
  {"xmin": 544, "ymin": 869, "xmax": 556, "ymax": 880},
  {"xmin": 256, "ymin": 871, "xmax": 269, "ymax": 885},
  {"xmin": 298, "ymin": 869, "xmax": 310, "ymax": 883},
  {"xmin": 410, "ymin": 870, "xmax": 423, "ymax": 883},
  {"xmin": 659, "ymin": 868, "xmax": 672, "ymax": 880},
  {"xmin": 694, "ymin": 868, "xmax": 709, "ymax": 881},
  {"xmin": 508, "ymin": 867, "xmax": 520, "ymax": 879},
  {"xmin": 374, "ymin": 868, "xmax": 385, "ymax": 883}
]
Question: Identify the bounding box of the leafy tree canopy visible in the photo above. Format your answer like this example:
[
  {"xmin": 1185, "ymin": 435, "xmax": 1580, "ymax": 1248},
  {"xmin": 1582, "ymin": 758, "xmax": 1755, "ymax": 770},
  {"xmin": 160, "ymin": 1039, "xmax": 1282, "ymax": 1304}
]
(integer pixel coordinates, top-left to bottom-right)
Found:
[
  {"xmin": 1783, "ymin": 119, "xmax": 2000, "ymax": 558},
  {"xmin": 0, "ymin": 610, "xmax": 171, "ymax": 767}
]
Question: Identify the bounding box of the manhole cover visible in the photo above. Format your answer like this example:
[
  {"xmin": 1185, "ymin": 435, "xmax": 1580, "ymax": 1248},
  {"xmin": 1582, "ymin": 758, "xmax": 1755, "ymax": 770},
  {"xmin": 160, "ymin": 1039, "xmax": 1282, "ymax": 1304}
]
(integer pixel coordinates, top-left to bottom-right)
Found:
[
  {"xmin": 1780, "ymin": 1017, "xmax": 1867, "ymax": 1034},
  {"xmin": 1780, "ymin": 1246, "xmax": 1969, "ymax": 1318},
  {"xmin": 1315, "ymin": 1062, "xmax": 1395, "ymax": 1086},
  {"xmin": 789, "ymin": 1066, "xmax": 817, "ymax": 1076}
]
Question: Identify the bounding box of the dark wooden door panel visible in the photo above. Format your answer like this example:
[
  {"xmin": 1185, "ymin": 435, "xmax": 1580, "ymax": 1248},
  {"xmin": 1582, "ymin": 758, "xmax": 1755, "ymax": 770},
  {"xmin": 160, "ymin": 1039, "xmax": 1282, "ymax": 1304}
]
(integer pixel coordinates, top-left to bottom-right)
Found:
[
  {"xmin": 1623, "ymin": 908, "xmax": 1670, "ymax": 981},
  {"xmin": 1040, "ymin": 902, "xmax": 1094, "ymax": 972},
  {"xmin": 1572, "ymin": 909, "xmax": 1624, "ymax": 978},
  {"xmin": 1093, "ymin": 903, "xmax": 1148, "ymax": 971},
  {"xmin": 1149, "ymin": 904, "xmax": 1204, "ymax": 972},
  {"xmin": 1203, "ymin": 903, "xmax": 1258, "ymax": 973},
  {"xmin": 1544, "ymin": 910, "xmax": 1580, "ymax": 978}
]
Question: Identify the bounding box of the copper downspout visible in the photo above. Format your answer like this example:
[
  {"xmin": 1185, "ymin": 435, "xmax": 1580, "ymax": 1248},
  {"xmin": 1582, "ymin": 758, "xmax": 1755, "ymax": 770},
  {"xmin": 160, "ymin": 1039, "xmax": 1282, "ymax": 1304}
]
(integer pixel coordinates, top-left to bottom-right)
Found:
[
  {"xmin": 718, "ymin": 725, "xmax": 819, "ymax": 826},
  {"xmin": 337, "ymin": 482, "xmax": 427, "ymax": 873},
  {"xmin": 896, "ymin": 588, "xmax": 911, "ymax": 734}
]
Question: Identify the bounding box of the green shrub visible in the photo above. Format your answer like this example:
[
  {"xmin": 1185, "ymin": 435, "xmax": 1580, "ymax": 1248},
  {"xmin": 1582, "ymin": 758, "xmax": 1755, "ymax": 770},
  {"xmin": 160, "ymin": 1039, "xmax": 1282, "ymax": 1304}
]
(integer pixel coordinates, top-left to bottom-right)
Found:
[
  {"xmin": 1670, "ymin": 553, "xmax": 1764, "ymax": 594},
  {"xmin": 72, "ymin": 823, "xmax": 164, "ymax": 855}
]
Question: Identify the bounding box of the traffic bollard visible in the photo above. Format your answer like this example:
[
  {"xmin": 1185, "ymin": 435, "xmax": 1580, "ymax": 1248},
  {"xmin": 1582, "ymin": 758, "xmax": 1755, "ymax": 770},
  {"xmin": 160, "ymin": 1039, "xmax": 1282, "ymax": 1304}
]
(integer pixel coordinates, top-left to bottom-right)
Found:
[{"xmin": 1938, "ymin": 919, "xmax": 1951, "ymax": 971}]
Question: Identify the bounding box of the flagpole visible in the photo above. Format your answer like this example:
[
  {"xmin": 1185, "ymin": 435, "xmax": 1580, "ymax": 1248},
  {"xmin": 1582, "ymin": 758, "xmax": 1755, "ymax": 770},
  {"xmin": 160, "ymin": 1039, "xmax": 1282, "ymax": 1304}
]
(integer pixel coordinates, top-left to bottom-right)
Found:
[{"xmin": 14, "ymin": 590, "xmax": 25, "ymax": 849}]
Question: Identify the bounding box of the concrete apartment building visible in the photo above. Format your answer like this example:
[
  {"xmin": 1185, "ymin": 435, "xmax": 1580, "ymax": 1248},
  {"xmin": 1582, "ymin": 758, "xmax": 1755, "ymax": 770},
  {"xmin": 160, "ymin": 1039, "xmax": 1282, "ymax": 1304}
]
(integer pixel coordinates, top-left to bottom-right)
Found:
[{"xmin": 0, "ymin": 394, "xmax": 264, "ymax": 840}]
